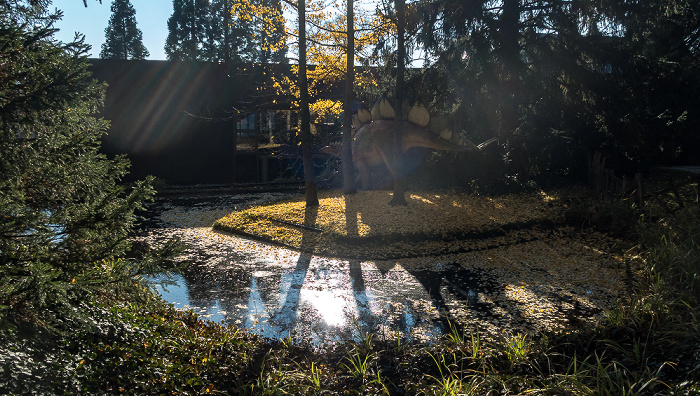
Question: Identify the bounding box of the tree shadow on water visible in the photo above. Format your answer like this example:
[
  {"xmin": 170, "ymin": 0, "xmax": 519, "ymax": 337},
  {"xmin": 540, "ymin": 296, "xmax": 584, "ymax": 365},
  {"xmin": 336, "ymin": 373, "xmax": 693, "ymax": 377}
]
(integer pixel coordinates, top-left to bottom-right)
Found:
[
  {"xmin": 345, "ymin": 197, "xmax": 381, "ymax": 340},
  {"xmin": 343, "ymin": 193, "xmax": 505, "ymax": 338},
  {"xmin": 270, "ymin": 206, "xmax": 318, "ymax": 330},
  {"xmin": 409, "ymin": 263, "xmax": 499, "ymax": 331}
]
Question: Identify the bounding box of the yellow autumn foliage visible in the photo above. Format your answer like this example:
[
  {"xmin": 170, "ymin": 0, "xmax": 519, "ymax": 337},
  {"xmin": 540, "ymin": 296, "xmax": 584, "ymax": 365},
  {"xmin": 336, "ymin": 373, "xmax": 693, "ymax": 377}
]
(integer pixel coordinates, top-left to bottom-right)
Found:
[
  {"xmin": 309, "ymin": 99, "xmax": 343, "ymax": 119},
  {"xmin": 213, "ymin": 189, "xmax": 569, "ymax": 259},
  {"xmin": 232, "ymin": 0, "xmax": 286, "ymax": 54},
  {"xmin": 264, "ymin": 0, "xmax": 394, "ymax": 113}
]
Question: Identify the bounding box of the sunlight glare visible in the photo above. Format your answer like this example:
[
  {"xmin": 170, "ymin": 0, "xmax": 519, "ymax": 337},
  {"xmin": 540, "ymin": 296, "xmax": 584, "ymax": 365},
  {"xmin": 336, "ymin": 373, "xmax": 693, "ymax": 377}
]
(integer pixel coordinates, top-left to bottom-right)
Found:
[
  {"xmin": 409, "ymin": 194, "xmax": 435, "ymax": 205},
  {"xmin": 303, "ymin": 289, "xmax": 348, "ymax": 327}
]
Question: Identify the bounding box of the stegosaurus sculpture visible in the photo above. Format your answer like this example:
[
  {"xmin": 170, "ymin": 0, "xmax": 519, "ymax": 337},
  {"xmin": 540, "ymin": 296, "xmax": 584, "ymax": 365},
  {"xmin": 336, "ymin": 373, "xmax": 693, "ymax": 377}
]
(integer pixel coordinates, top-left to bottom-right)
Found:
[{"xmin": 323, "ymin": 96, "xmax": 497, "ymax": 190}]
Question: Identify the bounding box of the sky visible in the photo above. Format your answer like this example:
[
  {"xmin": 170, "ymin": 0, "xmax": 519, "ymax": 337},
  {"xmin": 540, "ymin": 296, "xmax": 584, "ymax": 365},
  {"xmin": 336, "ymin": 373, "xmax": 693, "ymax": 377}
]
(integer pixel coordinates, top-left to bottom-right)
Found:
[
  {"xmin": 51, "ymin": 0, "xmax": 382, "ymax": 63},
  {"xmin": 53, "ymin": 0, "xmax": 171, "ymax": 60}
]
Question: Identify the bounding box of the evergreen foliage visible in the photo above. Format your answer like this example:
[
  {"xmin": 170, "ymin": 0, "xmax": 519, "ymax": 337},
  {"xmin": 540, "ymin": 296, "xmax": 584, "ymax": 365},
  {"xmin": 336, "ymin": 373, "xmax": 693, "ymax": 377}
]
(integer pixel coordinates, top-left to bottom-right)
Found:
[
  {"xmin": 165, "ymin": 0, "xmax": 199, "ymax": 60},
  {"xmin": 0, "ymin": 5, "xmax": 178, "ymax": 331},
  {"xmin": 100, "ymin": 0, "xmax": 149, "ymax": 60},
  {"xmin": 0, "ymin": 0, "xmax": 52, "ymax": 23},
  {"xmin": 407, "ymin": 0, "xmax": 700, "ymax": 184},
  {"xmin": 165, "ymin": 0, "xmax": 287, "ymax": 63},
  {"xmin": 207, "ymin": 0, "xmax": 254, "ymax": 62}
]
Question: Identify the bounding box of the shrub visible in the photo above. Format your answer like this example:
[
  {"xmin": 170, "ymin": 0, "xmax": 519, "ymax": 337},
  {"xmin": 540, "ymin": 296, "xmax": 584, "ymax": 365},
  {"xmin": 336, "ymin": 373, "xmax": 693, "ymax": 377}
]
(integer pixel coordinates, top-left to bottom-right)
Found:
[{"xmin": 0, "ymin": 4, "xmax": 179, "ymax": 332}]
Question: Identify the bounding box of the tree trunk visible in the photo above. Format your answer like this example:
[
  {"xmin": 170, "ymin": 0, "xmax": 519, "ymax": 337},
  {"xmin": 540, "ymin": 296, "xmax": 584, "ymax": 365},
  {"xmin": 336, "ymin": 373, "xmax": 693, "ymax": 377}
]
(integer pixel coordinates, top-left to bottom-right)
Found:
[
  {"xmin": 223, "ymin": 0, "xmax": 231, "ymax": 62},
  {"xmin": 298, "ymin": 0, "xmax": 319, "ymax": 207},
  {"xmin": 232, "ymin": 114, "xmax": 238, "ymax": 183},
  {"xmin": 499, "ymin": 0, "xmax": 523, "ymax": 176},
  {"xmin": 342, "ymin": 0, "xmax": 357, "ymax": 195},
  {"xmin": 389, "ymin": 0, "xmax": 407, "ymax": 206}
]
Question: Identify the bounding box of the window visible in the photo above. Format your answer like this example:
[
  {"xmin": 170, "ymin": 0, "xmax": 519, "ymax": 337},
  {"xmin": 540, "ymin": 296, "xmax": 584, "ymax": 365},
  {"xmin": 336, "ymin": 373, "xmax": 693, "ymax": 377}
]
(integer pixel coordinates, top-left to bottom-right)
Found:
[{"xmin": 236, "ymin": 113, "xmax": 255, "ymax": 130}]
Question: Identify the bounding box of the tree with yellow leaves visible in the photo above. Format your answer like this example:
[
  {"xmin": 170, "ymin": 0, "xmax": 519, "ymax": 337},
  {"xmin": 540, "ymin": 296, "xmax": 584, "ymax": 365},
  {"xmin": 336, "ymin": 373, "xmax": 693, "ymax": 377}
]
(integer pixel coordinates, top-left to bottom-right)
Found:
[
  {"xmin": 250, "ymin": 0, "xmax": 391, "ymax": 199},
  {"xmin": 270, "ymin": 0, "xmax": 393, "ymax": 119},
  {"xmin": 231, "ymin": 0, "xmax": 287, "ymax": 63},
  {"xmin": 242, "ymin": 0, "xmax": 412, "ymax": 199},
  {"xmin": 298, "ymin": 0, "xmax": 319, "ymax": 206},
  {"xmin": 341, "ymin": 0, "xmax": 356, "ymax": 195}
]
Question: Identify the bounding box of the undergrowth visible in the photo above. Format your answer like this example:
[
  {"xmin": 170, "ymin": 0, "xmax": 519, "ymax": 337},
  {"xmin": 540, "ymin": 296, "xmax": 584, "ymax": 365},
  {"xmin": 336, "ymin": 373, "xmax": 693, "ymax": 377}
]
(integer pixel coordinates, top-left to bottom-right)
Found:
[{"xmin": 2, "ymin": 185, "xmax": 700, "ymax": 394}]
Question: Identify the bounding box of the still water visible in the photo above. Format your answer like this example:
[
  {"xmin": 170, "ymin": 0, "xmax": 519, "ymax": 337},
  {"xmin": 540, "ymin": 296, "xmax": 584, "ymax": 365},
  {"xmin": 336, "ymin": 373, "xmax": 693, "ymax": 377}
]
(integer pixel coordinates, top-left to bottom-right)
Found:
[{"xmin": 146, "ymin": 250, "xmax": 494, "ymax": 345}]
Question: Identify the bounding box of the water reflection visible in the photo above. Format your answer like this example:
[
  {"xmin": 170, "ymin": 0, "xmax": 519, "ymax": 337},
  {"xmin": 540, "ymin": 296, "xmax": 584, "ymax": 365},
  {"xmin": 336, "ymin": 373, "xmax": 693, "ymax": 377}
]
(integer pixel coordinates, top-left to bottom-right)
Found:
[{"xmin": 148, "ymin": 253, "xmax": 479, "ymax": 345}]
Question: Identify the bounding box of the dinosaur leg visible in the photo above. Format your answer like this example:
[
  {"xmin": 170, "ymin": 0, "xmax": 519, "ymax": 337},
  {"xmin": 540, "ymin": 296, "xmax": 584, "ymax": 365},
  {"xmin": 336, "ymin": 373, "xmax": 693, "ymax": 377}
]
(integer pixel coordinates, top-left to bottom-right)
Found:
[
  {"xmin": 377, "ymin": 147, "xmax": 397, "ymax": 181},
  {"xmin": 355, "ymin": 161, "xmax": 371, "ymax": 190}
]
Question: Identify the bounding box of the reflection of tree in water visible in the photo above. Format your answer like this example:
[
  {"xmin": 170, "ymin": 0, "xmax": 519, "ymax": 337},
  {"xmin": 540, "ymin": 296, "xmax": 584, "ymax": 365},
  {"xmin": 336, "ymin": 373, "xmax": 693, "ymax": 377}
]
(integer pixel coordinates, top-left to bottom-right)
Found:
[
  {"xmin": 344, "ymin": 195, "xmax": 460, "ymax": 341},
  {"xmin": 182, "ymin": 261, "xmax": 252, "ymax": 313},
  {"xmin": 348, "ymin": 259, "xmax": 382, "ymax": 339},
  {"xmin": 262, "ymin": 207, "xmax": 319, "ymax": 339},
  {"xmin": 344, "ymin": 197, "xmax": 382, "ymax": 339},
  {"xmin": 183, "ymin": 263, "xmax": 219, "ymax": 311},
  {"xmin": 234, "ymin": 204, "xmax": 385, "ymax": 343},
  {"xmin": 271, "ymin": 252, "xmax": 312, "ymax": 326}
]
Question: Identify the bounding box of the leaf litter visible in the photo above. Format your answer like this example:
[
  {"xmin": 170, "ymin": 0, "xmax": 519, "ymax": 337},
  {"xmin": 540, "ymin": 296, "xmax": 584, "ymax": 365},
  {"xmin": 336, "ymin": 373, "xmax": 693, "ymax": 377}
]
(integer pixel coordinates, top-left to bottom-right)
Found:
[{"xmin": 139, "ymin": 188, "xmax": 633, "ymax": 342}]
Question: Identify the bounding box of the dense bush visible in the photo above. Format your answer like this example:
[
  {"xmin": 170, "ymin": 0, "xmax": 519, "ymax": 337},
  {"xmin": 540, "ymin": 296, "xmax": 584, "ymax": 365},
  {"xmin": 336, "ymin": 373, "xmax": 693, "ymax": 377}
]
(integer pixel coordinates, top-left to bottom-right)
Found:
[{"xmin": 0, "ymin": 3, "xmax": 178, "ymax": 332}]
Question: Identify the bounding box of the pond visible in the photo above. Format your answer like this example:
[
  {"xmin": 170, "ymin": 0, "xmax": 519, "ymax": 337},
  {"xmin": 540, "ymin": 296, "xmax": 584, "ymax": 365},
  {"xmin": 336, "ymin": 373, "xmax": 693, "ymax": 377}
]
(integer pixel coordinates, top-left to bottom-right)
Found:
[
  {"xmin": 138, "ymin": 191, "xmax": 628, "ymax": 346},
  {"xmin": 147, "ymin": 254, "xmax": 497, "ymax": 345}
]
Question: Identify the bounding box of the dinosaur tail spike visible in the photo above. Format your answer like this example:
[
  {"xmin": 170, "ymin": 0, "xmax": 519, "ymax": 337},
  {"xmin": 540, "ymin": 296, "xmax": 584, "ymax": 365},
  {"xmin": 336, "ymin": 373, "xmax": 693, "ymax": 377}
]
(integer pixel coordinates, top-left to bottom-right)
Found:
[
  {"xmin": 476, "ymin": 137, "xmax": 499, "ymax": 150},
  {"xmin": 356, "ymin": 108, "xmax": 372, "ymax": 124},
  {"xmin": 352, "ymin": 114, "xmax": 363, "ymax": 129},
  {"xmin": 456, "ymin": 135, "xmax": 499, "ymax": 151}
]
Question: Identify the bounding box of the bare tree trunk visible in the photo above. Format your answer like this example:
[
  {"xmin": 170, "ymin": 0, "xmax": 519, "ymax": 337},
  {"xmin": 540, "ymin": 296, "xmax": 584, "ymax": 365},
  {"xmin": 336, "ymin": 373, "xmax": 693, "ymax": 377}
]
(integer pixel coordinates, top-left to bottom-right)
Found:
[
  {"xmin": 499, "ymin": 0, "xmax": 523, "ymax": 175},
  {"xmin": 342, "ymin": 0, "xmax": 357, "ymax": 195},
  {"xmin": 232, "ymin": 114, "xmax": 238, "ymax": 183},
  {"xmin": 298, "ymin": 0, "xmax": 319, "ymax": 206},
  {"xmin": 223, "ymin": 0, "xmax": 231, "ymax": 62},
  {"xmin": 389, "ymin": 0, "xmax": 407, "ymax": 206}
]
